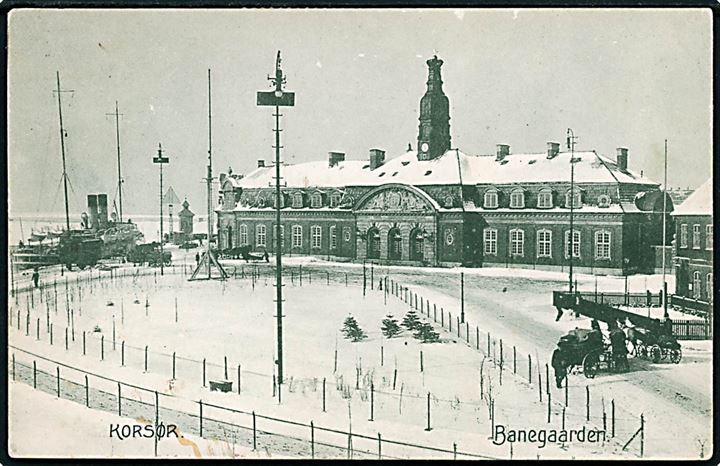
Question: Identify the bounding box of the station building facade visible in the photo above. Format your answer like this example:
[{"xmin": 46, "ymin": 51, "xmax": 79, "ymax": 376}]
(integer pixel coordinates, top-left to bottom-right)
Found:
[{"xmin": 216, "ymin": 57, "xmax": 672, "ymax": 275}]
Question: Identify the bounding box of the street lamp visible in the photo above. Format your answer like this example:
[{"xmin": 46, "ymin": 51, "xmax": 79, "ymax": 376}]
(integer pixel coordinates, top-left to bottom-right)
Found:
[{"xmin": 152, "ymin": 143, "xmax": 169, "ymax": 276}]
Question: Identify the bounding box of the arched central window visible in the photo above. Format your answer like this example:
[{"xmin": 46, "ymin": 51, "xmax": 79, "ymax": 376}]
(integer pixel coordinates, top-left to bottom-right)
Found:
[
  {"xmin": 565, "ymin": 189, "xmax": 582, "ymax": 209},
  {"xmin": 388, "ymin": 228, "xmax": 402, "ymax": 260},
  {"xmin": 509, "ymin": 229, "xmax": 525, "ymax": 256}
]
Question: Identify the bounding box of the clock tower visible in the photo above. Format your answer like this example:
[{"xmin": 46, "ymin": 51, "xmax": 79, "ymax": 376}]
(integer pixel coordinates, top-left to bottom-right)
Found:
[{"xmin": 417, "ymin": 56, "xmax": 451, "ymax": 161}]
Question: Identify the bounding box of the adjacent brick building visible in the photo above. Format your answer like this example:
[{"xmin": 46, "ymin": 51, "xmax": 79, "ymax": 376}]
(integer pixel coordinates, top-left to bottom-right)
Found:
[
  {"xmin": 216, "ymin": 56, "xmax": 672, "ymax": 275},
  {"xmin": 672, "ymin": 179, "xmax": 713, "ymax": 303}
]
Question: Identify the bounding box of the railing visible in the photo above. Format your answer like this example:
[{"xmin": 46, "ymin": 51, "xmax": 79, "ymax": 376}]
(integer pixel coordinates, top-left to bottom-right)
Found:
[
  {"xmin": 670, "ymin": 295, "xmax": 712, "ymax": 315},
  {"xmin": 671, "ymin": 319, "xmax": 712, "ymax": 340}
]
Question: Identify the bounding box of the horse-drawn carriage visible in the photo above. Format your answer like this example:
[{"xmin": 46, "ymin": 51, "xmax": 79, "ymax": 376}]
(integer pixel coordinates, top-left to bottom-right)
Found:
[
  {"xmin": 219, "ymin": 245, "xmax": 269, "ymax": 263},
  {"xmin": 551, "ymin": 326, "xmax": 629, "ymax": 388},
  {"xmin": 625, "ymin": 325, "xmax": 682, "ymax": 364}
]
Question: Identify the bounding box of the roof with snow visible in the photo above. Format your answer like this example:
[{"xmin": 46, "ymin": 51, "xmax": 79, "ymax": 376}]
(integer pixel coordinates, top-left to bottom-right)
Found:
[
  {"xmin": 230, "ymin": 148, "xmax": 657, "ymax": 189},
  {"xmin": 672, "ymin": 178, "xmax": 712, "ymax": 216}
]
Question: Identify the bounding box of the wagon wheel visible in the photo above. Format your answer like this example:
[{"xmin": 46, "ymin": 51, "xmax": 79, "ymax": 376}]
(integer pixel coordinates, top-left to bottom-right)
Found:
[
  {"xmin": 636, "ymin": 343, "xmax": 647, "ymax": 359},
  {"xmin": 583, "ymin": 350, "xmax": 601, "ymax": 378},
  {"xmin": 649, "ymin": 345, "xmax": 662, "ymax": 363},
  {"xmin": 670, "ymin": 348, "xmax": 682, "ymax": 364},
  {"xmin": 660, "ymin": 347, "xmax": 669, "ymax": 361}
]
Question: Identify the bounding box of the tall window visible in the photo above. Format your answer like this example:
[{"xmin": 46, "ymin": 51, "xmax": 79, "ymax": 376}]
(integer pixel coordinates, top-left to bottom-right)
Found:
[
  {"xmin": 239, "ymin": 224, "xmax": 248, "ymax": 245},
  {"xmin": 311, "ymin": 193, "xmax": 322, "ymax": 208},
  {"xmin": 706, "ymin": 224, "xmax": 713, "ymax": 250},
  {"xmin": 537, "ymin": 190, "xmax": 553, "ymax": 208},
  {"xmin": 292, "ymin": 225, "xmax": 303, "ymax": 248},
  {"xmin": 484, "ymin": 189, "xmax": 498, "ymax": 208},
  {"xmin": 693, "ymin": 271, "xmax": 702, "ymax": 299},
  {"xmin": 330, "ymin": 226, "xmax": 337, "ymax": 249},
  {"xmin": 510, "ymin": 189, "xmax": 525, "ymax": 208},
  {"xmin": 565, "ymin": 189, "xmax": 582, "ymax": 209},
  {"xmin": 693, "ymin": 224, "xmax": 701, "ymax": 249},
  {"xmin": 292, "ymin": 193, "xmax": 303, "ymax": 208},
  {"xmin": 680, "ymin": 224, "xmax": 688, "ymax": 248},
  {"xmin": 510, "ymin": 229, "xmax": 524, "ymax": 256},
  {"xmin": 536, "ymin": 229, "xmax": 552, "ymax": 258},
  {"xmin": 565, "ymin": 230, "xmax": 581, "ymax": 258},
  {"xmin": 484, "ymin": 228, "xmax": 497, "ymax": 255},
  {"xmin": 311, "ymin": 225, "xmax": 322, "ymax": 249},
  {"xmin": 256, "ymin": 224, "xmax": 267, "ymax": 247},
  {"xmin": 706, "ymin": 273, "xmax": 713, "ymax": 301},
  {"xmin": 595, "ymin": 230, "xmax": 611, "ymax": 259}
]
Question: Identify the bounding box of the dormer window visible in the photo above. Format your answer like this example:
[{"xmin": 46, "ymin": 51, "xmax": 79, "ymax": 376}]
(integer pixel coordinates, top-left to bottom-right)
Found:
[
  {"xmin": 537, "ymin": 189, "xmax": 553, "ymax": 209},
  {"xmin": 510, "ymin": 189, "xmax": 525, "ymax": 209},
  {"xmin": 484, "ymin": 189, "xmax": 498, "ymax": 209},
  {"xmin": 566, "ymin": 189, "xmax": 582, "ymax": 209},
  {"xmin": 273, "ymin": 194, "xmax": 285, "ymax": 209},
  {"xmin": 292, "ymin": 192, "xmax": 303, "ymax": 208},
  {"xmin": 310, "ymin": 192, "xmax": 322, "ymax": 208},
  {"xmin": 329, "ymin": 192, "xmax": 342, "ymax": 208},
  {"xmin": 597, "ymin": 194, "xmax": 611, "ymax": 208}
]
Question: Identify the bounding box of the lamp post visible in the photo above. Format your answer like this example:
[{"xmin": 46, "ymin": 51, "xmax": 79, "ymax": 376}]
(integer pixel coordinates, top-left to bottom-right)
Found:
[
  {"xmin": 566, "ymin": 128, "xmax": 578, "ymax": 294},
  {"xmin": 257, "ymin": 51, "xmax": 295, "ymax": 386},
  {"xmin": 153, "ymin": 143, "xmax": 169, "ymax": 276}
]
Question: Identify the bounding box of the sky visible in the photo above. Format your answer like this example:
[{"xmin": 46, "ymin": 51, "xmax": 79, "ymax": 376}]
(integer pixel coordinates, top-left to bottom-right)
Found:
[{"xmin": 7, "ymin": 8, "xmax": 712, "ymax": 218}]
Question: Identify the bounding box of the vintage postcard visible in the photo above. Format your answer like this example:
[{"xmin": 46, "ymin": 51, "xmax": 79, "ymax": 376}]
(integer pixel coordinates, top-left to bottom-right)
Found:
[{"xmin": 5, "ymin": 7, "xmax": 713, "ymax": 460}]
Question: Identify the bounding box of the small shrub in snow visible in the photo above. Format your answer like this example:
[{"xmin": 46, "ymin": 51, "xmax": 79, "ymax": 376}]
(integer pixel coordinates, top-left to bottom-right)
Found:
[
  {"xmin": 381, "ymin": 314, "xmax": 402, "ymax": 338},
  {"xmin": 414, "ymin": 322, "xmax": 440, "ymax": 343},
  {"xmin": 341, "ymin": 315, "xmax": 367, "ymax": 342},
  {"xmin": 401, "ymin": 309, "xmax": 421, "ymax": 331}
]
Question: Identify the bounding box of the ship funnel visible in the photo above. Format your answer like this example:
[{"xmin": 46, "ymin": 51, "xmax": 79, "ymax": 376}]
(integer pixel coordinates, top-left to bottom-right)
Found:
[
  {"xmin": 87, "ymin": 195, "xmax": 98, "ymax": 230},
  {"xmin": 97, "ymin": 194, "xmax": 109, "ymax": 229}
]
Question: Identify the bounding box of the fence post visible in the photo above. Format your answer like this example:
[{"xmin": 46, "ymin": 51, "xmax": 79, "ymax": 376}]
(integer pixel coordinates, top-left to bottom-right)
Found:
[
  {"xmin": 65, "ymin": 327, "xmax": 68, "ymax": 350},
  {"xmin": 565, "ymin": 376, "xmax": 569, "ymax": 406},
  {"xmin": 611, "ymin": 399, "xmax": 615, "ymax": 437},
  {"xmin": 310, "ymin": 421, "xmax": 315, "ymax": 458},
  {"xmin": 224, "ymin": 356, "xmax": 228, "ymax": 380},
  {"xmin": 424, "ymin": 392, "xmax": 432, "ymax": 431},
  {"xmin": 528, "ymin": 355, "xmax": 532, "ymax": 383},
  {"xmin": 453, "ymin": 442, "xmax": 457, "ymax": 460},
  {"xmin": 381, "ymin": 345, "xmax": 384, "ymax": 366},
  {"xmin": 441, "ymin": 308, "xmax": 444, "ymax": 327},
  {"xmin": 172, "ymin": 352, "xmax": 176, "ymax": 379},
  {"xmin": 199, "ymin": 400, "xmax": 203, "ymax": 437},
  {"xmin": 487, "ymin": 332, "xmax": 490, "ymax": 355},
  {"xmin": 145, "ymin": 345, "xmax": 148, "ymax": 372},
  {"xmin": 546, "ymin": 364, "xmax": 550, "ymax": 394},
  {"xmin": 547, "ymin": 391, "xmax": 551, "ymax": 423},
  {"xmin": 36, "ymin": 317, "xmax": 40, "ymax": 340},
  {"xmin": 83, "ymin": 331, "xmax": 86, "ymax": 356},
  {"xmin": 121, "ymin": 341, "xmax": 125, "ymax": 366},
  {"xmin": 369, "ymin": 383, "xmax": 374, "ymax": 421},
  {"xmin": 85, "ymin": 375, "xmax": 89, "ymax": 407},
  {"xmin": 420, "ymin": 350, "xmax": 424, "ymax": 372},
  {"xmin": 449, "ymin": 312, "xmax": 452, "ymax": 332},
  {"xmin": 118, "ymin": 383, "xmax": 122, "ymax": 416},
  {"xmin": 434, "ymin": 304, "xmax": 437, "ymax": 322},
  {"xmin": 466, "ymin": 322, "xmax": 469, "ymax": 342},
  {"xmin": 640, "ymin": 414, "xmax": 644, "ymax": 457},
  {"xmin": 322, "ymin": 377, "xmax": 326, "ymax": 412},
  {"xmin": 12, "ymin": 354, "xmax": 15, "ymax": 381},
  {"xmin": 476, "ymin": 327, "xmax": 479, "ymax": 350},
  {"xmin": 252, "ymin": 411, "xmax": 257, "ymax": 450},
  {"xmin": 238, "ymin": 365, "xmax": 241, "ymax": 394},
  {"xmin": 378, "ymin": 433, "xmax": 382, "ymax": 459},
  {"xmin": 56, "ymin": 366, "xmax": 60, "ymax": 397},
  {"xmin": 393, "ymin": 368, "xmax": 397, "ymax": 390},
  {"xmin": 101, "ymin": 336, "xmax": 104, "ymax": 361},
  {"xmin": 50, "ymin": 324, "xmax": 53, "ymax": 345},
  {"xmin": 499, "ymin": 339, "xmax": 503, "ymax": 367},
  {"xmin": 456, "ymin": 316, "xmax": 460, "ymax": 337},
  {"xmin": 586, "ymin": 386, "xmax": 590, "ymax": 421},
  {"xmin": 562, "ymin": 406, "xmax": 566, "ymax": 430}
]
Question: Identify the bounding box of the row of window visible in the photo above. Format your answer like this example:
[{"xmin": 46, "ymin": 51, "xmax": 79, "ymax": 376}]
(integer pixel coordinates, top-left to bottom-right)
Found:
[
  {"xmin": 482, "ymin": 189, "xmax": 611, "ymax": 209},
  {"xmin": 266, "ymin": 192, "xmax": 345, "ymax": 209},
  {"xmin": 679, "ymin": 224, "xmax": 713, "ymax": 250},
  {"xmin": 483, "ymin": 228, "xmax": 612, "ymax": 260},
  {"xmin": 235, "ymin": 224, "xmax": 350, "ymax": 249},
  {"xmin": 690, "ymin": 271, "xmax": 713, "ymax": 301}
]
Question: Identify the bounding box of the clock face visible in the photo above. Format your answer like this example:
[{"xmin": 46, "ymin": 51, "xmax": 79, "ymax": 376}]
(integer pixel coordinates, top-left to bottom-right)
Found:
[{"xmin": 420, "ymin": 142, "xmax": 429, "ymax": 152}]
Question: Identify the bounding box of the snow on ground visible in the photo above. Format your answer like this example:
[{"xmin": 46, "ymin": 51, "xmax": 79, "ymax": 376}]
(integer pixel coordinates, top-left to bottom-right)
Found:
[{"xmin": 8, "ymin": 381, "xmax": 271, "ymax": 458}]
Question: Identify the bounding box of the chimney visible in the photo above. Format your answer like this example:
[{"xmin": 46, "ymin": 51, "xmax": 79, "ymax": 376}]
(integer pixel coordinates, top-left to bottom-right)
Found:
[
  {"xmin": 328, "ymin": 151, "xmax": 346, "ymax": 167},
  {"xmin": 616, "ymin": 147, "xmax": 628, "ymax": 171},
  {"xmin": 496, "ymin": 144, "xmax": 510, "ymax": 161},
  {"xmin": 97, "ymin": 193, "xmax": 109, "ymax": 228},
  {"xmin": 257, "ymin": 160, "xmax": 265, "ymax": 168},
  {"xmin": 547, "ymin": 141, "xmax": 560, "ymax": 159},
  {"xmin": 87, "ymin": 194, "xmax": 98, "ymax": 230},
  {"xmin": 369, "ymin": 148, "xmax": 386, "ymax": 170}
]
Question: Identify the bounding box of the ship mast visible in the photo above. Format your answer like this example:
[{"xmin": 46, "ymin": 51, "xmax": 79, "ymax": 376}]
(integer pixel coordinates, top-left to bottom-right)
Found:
[
  {"xmin": 106, "ymin": 101, "xmax": 124, "ymax": 222},
  {"xmin": 54, "ymin": 71, "xmax": 72, "ymax": 231}
]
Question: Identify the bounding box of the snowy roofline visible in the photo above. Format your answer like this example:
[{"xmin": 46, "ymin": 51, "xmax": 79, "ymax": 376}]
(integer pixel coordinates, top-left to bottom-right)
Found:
[{"xmin": 672, "ymin": 178, "xmax": 712, "ymax": 216}]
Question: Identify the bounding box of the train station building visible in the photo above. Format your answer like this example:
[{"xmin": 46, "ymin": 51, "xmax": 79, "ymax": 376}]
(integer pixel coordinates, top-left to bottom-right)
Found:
[{"xmin": 216, "ymin": 56, "xmax": 672, "ymax": 275}]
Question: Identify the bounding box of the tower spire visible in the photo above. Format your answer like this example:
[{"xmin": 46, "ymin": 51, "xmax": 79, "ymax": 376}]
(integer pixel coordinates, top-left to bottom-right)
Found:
[{"xmin": 417, "ymin": 56, "xmax": 451, "ymax": 161}]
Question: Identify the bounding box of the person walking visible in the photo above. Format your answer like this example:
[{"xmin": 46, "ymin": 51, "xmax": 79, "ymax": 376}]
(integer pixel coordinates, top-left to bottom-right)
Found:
[
  {"xmin": 32, "ymin": 267, "xmax": 40, "ymax": 288},
  {"xmin": 195, "ymin": 252, "xmax": 200, "ymax": 265}
]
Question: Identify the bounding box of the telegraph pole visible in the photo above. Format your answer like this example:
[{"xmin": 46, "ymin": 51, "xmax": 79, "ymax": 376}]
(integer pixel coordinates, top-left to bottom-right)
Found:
[
  {"xmin": 53, "ymin": 71, "xmax": 74, "ymax": 232},
  {"xmin": 207, "ymin": 69, "xmax": 213, "ymax": 279},
  {"xmin": 258, "ymin": 51, "xmax": 295, "ymax": 385},
  {"xmin": 662, "ymin": 139, "xmax": 669, "ymax": 319},
  {"xmin": 106, "ymin": 101, "xmax": 124, "ymax": 222},
  {"xmin": 566, "ymin": 128, "xmax": 578, "ymax": 294},
  {"xmin": 153, "ymin": 143, "xmax": 169, "ymax": 276}
]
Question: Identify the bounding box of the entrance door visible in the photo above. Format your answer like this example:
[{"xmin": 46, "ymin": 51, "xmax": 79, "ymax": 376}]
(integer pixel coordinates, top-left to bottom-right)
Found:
[
  {"xmin": 410, "ymin": 228, "xmax": 424, "ymax": 261},
  {"xmin": 388, "ymin": 228, "xmax": 402, "ymax": 260},
  {"xmin": 227, "ymin": 226, "xmax": 233, "ymax": 249},
  {"xmin": 367, "ymin": 227, "xmax": 381, "ymax": 259}
]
